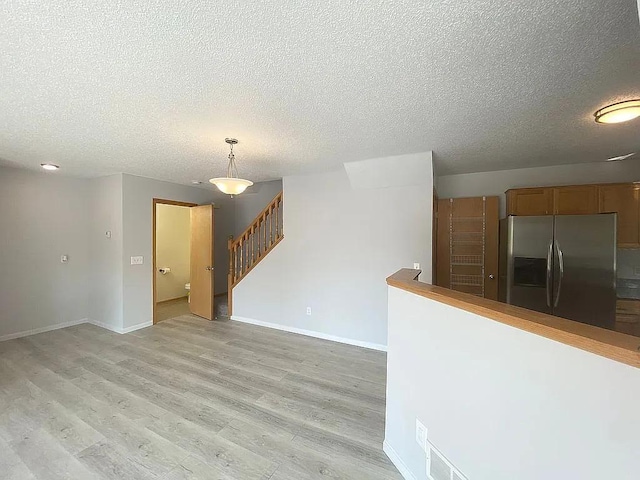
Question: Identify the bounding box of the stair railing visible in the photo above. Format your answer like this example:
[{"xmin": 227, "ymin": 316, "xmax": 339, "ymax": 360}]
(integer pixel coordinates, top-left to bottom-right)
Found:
[{"xmin": 228, "ymin": 191, "xmax": 283, "ymax": 296}]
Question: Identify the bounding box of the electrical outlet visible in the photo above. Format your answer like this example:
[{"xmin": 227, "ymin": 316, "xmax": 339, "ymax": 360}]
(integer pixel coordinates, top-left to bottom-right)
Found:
[
  {"xmin": 415, "ymin": 419, "xmax": 427, "ymax": 451},
  {"xmin": 60, "ymin": 255, "xmax": 69, "ymax": 264},
  {"xmin": 130, "ymin": 256, "xmax": 144, "ymax": 265},
  {"xmin": 306, "ymin": 307, "xmax": 312, "ymax": 316},
  {"xmin": 105, "ymin": 230, "xmax": 112, "ymax": 239},
  {"xmin": 414, "ymin": 262, "xmax": 420, "ymax": 270}
]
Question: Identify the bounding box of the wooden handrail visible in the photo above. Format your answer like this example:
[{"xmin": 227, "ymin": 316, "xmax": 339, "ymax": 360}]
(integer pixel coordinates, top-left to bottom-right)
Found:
[
  {"xmin": 231, "ymin": 191, "xmax": 283, "ymax": 248},
  {"xmin": 228, "ymin": 191, "xmax": 284, "ymax": 314}
]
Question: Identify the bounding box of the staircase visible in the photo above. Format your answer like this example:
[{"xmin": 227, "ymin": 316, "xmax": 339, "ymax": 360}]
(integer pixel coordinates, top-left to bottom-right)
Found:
[{"xmin": 227, "ymin": 191, "xmax": 283, "ymax": 314}]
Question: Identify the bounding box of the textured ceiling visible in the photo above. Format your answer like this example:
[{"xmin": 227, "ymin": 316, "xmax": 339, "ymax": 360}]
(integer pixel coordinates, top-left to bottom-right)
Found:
[{"xmin": 1, "ymin": 0, "xmax": 639, "ymax": 183}]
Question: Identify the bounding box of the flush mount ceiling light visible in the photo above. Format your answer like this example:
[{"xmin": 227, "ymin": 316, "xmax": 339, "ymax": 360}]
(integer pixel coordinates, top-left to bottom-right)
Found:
[
  {"xmin": 606, "ymin": 152, "xmax": 636, "ymax": 162},
  {"xmin": 594, "ymin": 100, "xmax": 640, "ymax": 124},
  {"xmin": 209, "ymin": 138, "xmax": 253, "ymax": 195},
  {"xmin": 40, "ymin": 163, "xmax": 59, "ymax": 171}
]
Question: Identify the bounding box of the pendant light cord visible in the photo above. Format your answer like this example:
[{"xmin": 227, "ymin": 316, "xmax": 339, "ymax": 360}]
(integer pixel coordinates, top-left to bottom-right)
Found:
[{"xmin": 227, "ymin": 143, "xmax": 239, "ymax": 179}]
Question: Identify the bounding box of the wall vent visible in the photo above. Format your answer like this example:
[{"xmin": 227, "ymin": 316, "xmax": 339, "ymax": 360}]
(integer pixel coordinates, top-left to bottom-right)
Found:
[{"xmin": 427, "ymin": 441, "xmax": 468, "ymax": 480}]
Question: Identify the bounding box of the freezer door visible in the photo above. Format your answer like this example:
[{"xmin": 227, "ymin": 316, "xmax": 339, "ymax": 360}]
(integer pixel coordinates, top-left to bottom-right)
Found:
[
  {"xmin": 506, "ymin": 216, "xmax": 554, "ymax": 315},
  {"xmin": 552, "ymin": 214, "xmax": 617, "ymax": 329}
]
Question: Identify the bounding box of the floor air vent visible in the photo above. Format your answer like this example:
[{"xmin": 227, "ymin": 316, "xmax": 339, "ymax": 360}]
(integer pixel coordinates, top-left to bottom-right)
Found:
[{"xmin": 427, "ymin": 441, "xmax": 467, "ymax": 480}]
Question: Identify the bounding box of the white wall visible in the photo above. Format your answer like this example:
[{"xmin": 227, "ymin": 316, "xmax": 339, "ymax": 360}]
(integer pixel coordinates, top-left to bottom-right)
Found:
[
  {"xmin": 0, "ymin": 166, "xmax": 91, "ymax": 339},
  {"xmin": 232, "ymin": 180, "xmax": 283, "ymax": 236},
  {"xmin": 232, "ymin": 153, "xmax": 433, "ymax": 348},
  {"xmin": 88, "ymin": 174, "xmax": 123, "ymax": 331},
  {"xmin": 155, "ymin": 204, "xmax": 191, "ymax": 302},
  {"xmin": 121, "ymin": 174, "xmax": 230, "ymax": 329},
  {"xmin": 436, "ymin": 160, "xmax": 640, "ymax": 216},
  {"xmin": 385, "ymin": 286, "xmax": 640, "ymax": 480}
]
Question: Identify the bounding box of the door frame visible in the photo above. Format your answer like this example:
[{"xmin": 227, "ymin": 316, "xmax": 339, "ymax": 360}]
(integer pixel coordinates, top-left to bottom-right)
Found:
[{"xmin": 152, "ymin": 198, "xmax": 198, "ymax": 324}]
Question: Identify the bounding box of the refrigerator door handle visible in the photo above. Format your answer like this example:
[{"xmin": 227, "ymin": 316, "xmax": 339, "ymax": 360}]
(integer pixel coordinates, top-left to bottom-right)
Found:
[
  {"xmin": 546, "ymin": 242, "xmax": 553, "ymax": 308},
  {"xmin": 554, "ymin": 242, "xmax": 564, "ymax": 308}
]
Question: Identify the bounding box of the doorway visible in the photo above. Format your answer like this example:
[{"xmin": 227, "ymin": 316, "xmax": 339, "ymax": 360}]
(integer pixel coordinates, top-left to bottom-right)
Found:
[{"xmin": 152, "ymin": 199, "xmax": 215, "ymax": 324}]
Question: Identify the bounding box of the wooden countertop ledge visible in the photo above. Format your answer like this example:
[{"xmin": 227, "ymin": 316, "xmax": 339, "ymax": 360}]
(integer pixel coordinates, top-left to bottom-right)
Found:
[{"xmin": 387, "ymin": 269, "xmax": 640, "ymax": 369}]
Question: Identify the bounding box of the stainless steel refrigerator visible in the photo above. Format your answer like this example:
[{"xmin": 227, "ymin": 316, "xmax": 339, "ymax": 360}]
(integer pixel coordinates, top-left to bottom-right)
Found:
[{"xmin": 499, "ymin": 214, "xmax": 617, "ymax": 329}]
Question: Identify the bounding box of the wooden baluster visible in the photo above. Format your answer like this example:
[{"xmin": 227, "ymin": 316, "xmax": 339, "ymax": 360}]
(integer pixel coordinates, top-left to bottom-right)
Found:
[
  {"xmin": 267, "ymin": 206, "xmax": 272, "ymax": 246},
  {"xmin": 240, "ymin": 236, "xmax": 244, "ymax": 276},
  {"xmin": 251, "ymin": 224, "xmax": 256, "ymax": 263},
  {"xmin": 258, "ymin": 215, "xmax": 262, "ymax": 254},
  {"xmin": 228, "ymin": 237, "xmax": 234, "ymax": 285},
  {"xmin": 274, "ymin": 200, "xmax": 279, "ymax": 240},
  {"xmin": 264, "ymin": 211, "xmax": 268, "ymax": 250},
  {"xmin": 244, "ymin": 232, "xmax": 249, "ymax": 273},
  {"xmin": 277, "ymin": 198, "xmax": 281, "ymax": 238}
]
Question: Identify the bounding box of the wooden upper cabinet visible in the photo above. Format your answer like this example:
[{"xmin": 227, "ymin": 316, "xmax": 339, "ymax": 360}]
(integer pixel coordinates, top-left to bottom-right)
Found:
[
  {"xmin": 506, "ymin": 182, "xmax": 640, "ymax": 247},
  {"xmin": 599, "ymin": 184, "xmax": 640, "ymax": 247},
  {"xmin": 553, "ymin": 185, "xmax": 598, "ymax": 215},
  {"xmin": 506, "ymin": 188, "xmax": 553, "ymax": 216}
]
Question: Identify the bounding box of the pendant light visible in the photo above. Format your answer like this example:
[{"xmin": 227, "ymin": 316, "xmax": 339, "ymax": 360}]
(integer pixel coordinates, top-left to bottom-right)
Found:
[{"xmin": 209, "ymin": 138, "xmax": 253, "ymax": 195}]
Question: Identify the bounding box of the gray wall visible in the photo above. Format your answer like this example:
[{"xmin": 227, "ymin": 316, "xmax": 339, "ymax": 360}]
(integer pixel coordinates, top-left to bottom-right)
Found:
[
  {"xmin": 233, "ymin": 153, "xmax": 433, "ymax": 348},
  {"xmin": 89, "ymin": 174, "xmax": 123, "ymax": 331},
  {"xmin": 0, "ymin": 167, "xmax": 276, "ymax": 338},
  {"xmin": 0, "ymin": 166, "xmax": 91, "ymax": 339},
  {"xmin": 436, "ymin": 160, "xmax": 640, "ymax": 217},
  {"xmin": 385, "ymin": 286, "xmax": 640, "ymax": 480},
  {"xmin": 232, "ymin": 180, "xmax": 283, "ymax": 237},
  {"xmin": 121, "ymin": 174, "xmax": 230, "ymax": 329}
]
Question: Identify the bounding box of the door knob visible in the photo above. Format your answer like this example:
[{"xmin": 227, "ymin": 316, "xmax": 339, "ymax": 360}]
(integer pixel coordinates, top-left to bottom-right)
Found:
[{"xmin": 488, "ymin": 274, "xmax": 495, "ymax": 280}]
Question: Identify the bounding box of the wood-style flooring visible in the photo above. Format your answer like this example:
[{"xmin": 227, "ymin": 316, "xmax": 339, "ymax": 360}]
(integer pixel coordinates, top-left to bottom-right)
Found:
[{"xmin": 0, "ymin": 315, "xmax": 401, "ymax": 479}]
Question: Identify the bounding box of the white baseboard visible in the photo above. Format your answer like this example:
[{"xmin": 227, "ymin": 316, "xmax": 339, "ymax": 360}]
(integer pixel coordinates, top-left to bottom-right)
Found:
[
  {"xmin": 0, "ymin": 318, "xmax": 89, "ymax": 342},
  {"xmin": 230, "ymin": 315, "xmax": 387, "ymax": 351},
  {"xmin": 87, "ymin": 319, "xmax": 153, "ymax": 334},
  {"xmin": 121, "ymin": 321, "xmax": 153, "ymax": 334},
  {"xmin": 383, "ymin": 440, "xmax": 417, "ymax": 480},
  {"xmin": 86, "ymin": 319, "xmax": 121, "ymax": 334}
]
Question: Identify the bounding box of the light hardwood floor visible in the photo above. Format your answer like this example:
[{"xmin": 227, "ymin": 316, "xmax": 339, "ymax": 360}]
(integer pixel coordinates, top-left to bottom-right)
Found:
[{"xmin": 0, "ymin": 315, "xmax": 401, "ymax": 479}]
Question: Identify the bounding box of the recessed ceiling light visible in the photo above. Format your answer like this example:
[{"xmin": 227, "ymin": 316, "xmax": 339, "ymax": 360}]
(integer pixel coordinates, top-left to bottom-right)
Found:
[
  {"xmin": 606, "ymin": 152, "xmax": 636, "ymax": 162},
  {"xmin": 191, "ymin": 180, "xmax": 202, "ymax": 184},
  {"xmin": 594, "ymin": 100, "xmax": 640, "ymax": 124},
  {"xmin": 40, "ymin": 163, "xmax": 59, "ymax": 171}
]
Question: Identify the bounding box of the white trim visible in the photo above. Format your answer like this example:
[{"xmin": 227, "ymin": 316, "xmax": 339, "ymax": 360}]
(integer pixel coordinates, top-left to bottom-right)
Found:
[
  {"xmin": 87, "ymin": 319, "xmax": 153, "ymax": 334},
  {"xmin": 0, "ymin": 318, "xmax": 89, "ymax": 342},
  {"xmin": 230, "ymin": 315, "xmax": 387, "ymax": 351},
  {"xmin": 383, "ymin": 440, "xmax": 417, "ymax": 480},
  {"xmin": 121, "ymin": 321, "xmax": 153, "ymax": 334},
  {"xmin": 0, "ymin": 318, "xmax": 155, "ymax": 342},
  {"xmin": 86, "ymin": 319, "xmax": 122, "ymax": 334}
]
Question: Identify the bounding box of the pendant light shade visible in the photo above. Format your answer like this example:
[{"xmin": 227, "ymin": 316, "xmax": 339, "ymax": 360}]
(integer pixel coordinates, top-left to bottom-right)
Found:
[
  {"xmin": 209, "ymin": 177, "xmax": 253, "ymax": 195},
  {"xmin": 209, "ymin": 138, "xmax": 253, "ymax": 195}
]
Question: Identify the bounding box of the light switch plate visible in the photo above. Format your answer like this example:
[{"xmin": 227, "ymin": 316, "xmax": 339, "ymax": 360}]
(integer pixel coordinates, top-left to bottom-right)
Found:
[
  {"xmin": 130, "ymin": 256, "xmax": 144, "ymax": 265},
  {"xmin": 414, "ymin": 262, "xmax": 420, "ymax": 270},
  {"xmin": 61, "ymin": 255, "xmax": 69, "ymax": 264}
]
